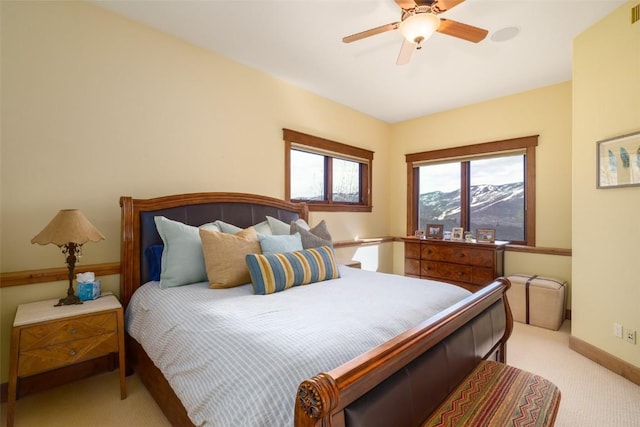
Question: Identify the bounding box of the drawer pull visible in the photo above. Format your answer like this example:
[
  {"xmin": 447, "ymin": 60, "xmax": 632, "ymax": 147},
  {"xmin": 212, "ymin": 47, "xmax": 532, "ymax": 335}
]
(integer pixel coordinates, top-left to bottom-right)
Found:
[
  {"xmin": 69, "ymin": 349, "xmax": 77, "ymax": 357},
  {"xmin": 70, "ymin": 328, "xmax": 77, "ymax": 335},
  {"xmin": 457, "ymin": 271, "xmax": 464, "ymax": 276}
]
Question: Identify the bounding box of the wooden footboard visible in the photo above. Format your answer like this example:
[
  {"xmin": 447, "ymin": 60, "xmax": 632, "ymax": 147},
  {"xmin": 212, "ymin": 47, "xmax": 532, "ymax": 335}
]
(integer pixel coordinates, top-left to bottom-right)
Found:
[{"xmin": 295, "ymin": 278, "xmax": 512, "ymax": 427}]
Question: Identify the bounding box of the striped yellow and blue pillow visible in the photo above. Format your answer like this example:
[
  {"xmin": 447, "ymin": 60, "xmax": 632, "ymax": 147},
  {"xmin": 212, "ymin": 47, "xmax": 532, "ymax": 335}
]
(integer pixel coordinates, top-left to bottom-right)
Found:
[{"xmin": 245, "ymin": 246, "xmax": 340, "ymax": 295}]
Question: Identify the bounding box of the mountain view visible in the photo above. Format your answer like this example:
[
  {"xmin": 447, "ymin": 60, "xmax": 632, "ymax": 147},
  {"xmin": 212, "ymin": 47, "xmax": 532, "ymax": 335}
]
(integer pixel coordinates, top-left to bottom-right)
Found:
[{"xmin": 418, "ymin": 183, "xmax": 524, "ymax": 242}]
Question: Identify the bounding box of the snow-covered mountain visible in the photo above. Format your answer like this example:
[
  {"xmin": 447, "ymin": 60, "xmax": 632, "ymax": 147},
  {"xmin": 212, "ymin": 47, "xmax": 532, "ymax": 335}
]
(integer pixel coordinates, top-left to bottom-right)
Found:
[{"xmin": 419, "ymin": 183, "xmax": 524, "ymax": 241}]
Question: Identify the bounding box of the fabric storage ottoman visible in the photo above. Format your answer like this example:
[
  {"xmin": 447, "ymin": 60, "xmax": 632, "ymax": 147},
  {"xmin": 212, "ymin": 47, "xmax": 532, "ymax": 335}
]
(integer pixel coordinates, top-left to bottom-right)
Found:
[{"xmin": 507, "ymin": 274, "xmax": 567, "ymax": 330}]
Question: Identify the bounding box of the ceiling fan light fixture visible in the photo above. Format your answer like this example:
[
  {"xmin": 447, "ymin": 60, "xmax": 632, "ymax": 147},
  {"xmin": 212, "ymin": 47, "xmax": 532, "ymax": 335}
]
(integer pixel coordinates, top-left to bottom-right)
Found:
[{"xmin": 399, "ymin": 12, "xmax": 441, "ymax": 45}]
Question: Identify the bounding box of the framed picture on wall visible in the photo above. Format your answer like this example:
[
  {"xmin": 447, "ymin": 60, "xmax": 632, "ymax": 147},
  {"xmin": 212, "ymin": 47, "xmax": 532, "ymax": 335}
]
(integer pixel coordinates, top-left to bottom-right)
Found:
[
  {"xmin": 451, "ymin": 227, "xmax": 464, "ymax": 240},
  {"xmin": 426, "ymin": 224, "xmax": 443, "ymax": 239},
  {"xmin": 597, "ymin": 130, "xmax": 640, "ymax": 188},
  {"xmin": 476, "ymin": 228, "xmax": 496, "ymax": 243}
]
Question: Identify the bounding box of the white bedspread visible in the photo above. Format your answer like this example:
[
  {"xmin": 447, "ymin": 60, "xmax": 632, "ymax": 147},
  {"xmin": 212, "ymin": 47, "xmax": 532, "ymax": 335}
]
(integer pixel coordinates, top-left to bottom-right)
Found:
[{"xmin": 126, "ymin": 266, "xmax": 471, "ymax": 427}]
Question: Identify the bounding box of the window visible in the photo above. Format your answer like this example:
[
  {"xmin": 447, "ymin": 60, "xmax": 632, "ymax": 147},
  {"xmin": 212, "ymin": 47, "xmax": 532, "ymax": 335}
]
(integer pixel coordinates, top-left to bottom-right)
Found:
[
  {"xmin": 418, "ymin": 162, "xmax": 461, "ymax": 233},
  {"xmin": 406, "ymin": 136, "xmax": 538, "ymax": 246},
  {"xmin": 284, "ymin": 129, "xmax": 373, "ymax": 212}
]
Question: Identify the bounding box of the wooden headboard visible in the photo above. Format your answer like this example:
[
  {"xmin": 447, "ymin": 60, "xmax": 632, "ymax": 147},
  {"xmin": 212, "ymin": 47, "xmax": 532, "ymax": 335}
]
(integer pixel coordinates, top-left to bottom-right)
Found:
[{"xmin": 119, "ymin": 192, "xmax": 309, "ymax": 308}]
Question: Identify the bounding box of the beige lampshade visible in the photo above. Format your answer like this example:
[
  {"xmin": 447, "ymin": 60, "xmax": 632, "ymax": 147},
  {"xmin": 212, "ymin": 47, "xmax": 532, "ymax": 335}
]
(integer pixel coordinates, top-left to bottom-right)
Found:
[{"xmin": 31, "ymin": 209, "xmax": 105, "ymax": 246}]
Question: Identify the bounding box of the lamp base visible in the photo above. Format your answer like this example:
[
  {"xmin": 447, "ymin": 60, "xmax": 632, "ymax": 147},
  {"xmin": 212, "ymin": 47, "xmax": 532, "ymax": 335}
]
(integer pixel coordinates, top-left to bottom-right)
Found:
[{"xmin": 54, "ymin": 294, "xmax": 83, "ymax": 307}]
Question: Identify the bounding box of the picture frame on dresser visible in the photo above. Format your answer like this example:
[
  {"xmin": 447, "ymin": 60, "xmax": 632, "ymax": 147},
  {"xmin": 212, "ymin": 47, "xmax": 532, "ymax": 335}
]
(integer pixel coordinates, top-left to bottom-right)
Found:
[
  {"xmin": 451, "ymin": 227, "xmax": 464, "ymax": 240},
  {"xmin": 476, "ymin": 228, "xmax": 496, "ymax": 243},
  {"xmin": 426, "ymin": 224, "xmax": 443, "ymax": 239}
]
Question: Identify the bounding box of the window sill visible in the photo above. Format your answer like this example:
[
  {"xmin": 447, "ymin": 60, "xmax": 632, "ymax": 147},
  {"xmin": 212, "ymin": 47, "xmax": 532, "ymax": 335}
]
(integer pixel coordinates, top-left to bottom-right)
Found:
[{"xmin": 305, "ymin": 203, "xmax": 372, "ymax": 213}]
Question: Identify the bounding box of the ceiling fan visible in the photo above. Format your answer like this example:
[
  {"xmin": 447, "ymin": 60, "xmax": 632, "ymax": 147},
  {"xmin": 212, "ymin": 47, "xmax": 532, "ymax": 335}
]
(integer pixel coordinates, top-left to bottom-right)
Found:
[{"xmin": 343, "ymin": 0, "xmax": 488, "ymax": 65}]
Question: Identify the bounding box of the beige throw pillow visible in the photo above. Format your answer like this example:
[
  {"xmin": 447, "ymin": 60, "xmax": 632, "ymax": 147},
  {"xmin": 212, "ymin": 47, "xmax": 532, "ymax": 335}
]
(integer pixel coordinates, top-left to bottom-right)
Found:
[{"xmin": 199, "ymin": 227, "xmax": 260, "ymax": 289}]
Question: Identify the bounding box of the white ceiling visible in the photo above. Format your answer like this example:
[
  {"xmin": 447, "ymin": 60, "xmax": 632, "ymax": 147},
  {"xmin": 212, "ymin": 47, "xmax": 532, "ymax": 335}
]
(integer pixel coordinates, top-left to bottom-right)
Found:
[{"xmin": 93, "ymin": 0, "xmax": 625, "ymax": 123}]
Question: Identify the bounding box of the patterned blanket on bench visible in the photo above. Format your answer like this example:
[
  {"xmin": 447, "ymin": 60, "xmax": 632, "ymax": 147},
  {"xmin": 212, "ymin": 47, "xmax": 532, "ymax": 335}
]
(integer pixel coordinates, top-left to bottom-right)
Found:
[{"xmin": 422, "ymin": 360, "xmax": 561, "ymax": 427}]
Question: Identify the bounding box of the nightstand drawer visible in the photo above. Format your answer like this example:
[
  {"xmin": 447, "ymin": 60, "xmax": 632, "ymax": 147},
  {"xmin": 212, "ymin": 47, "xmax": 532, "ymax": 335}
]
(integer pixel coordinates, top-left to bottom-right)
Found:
[
  {"xmin": 19, "ymin": 312, "xmax": 117, "ymax": 349},
  {"xmin": 18, "ymin": 332, "xmax": 118, "ymax": 376}
]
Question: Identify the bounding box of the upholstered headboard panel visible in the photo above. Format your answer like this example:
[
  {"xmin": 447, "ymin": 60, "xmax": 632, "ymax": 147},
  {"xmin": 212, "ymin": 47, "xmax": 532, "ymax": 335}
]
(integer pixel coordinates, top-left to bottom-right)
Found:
[
  {"xmin": 120, "ymin": 193, "xmax": 309, "ymax": 307},
  {"xmin": 138, "ymin": 203, "xmax": 304, "ymax": 285}
]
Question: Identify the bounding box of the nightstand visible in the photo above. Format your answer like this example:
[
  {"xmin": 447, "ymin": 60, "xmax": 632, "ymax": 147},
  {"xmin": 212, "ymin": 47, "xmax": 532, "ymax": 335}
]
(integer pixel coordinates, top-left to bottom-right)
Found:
[{"xmin": 6, "ymin": 294, "xmax": 126, "ymax": 427}]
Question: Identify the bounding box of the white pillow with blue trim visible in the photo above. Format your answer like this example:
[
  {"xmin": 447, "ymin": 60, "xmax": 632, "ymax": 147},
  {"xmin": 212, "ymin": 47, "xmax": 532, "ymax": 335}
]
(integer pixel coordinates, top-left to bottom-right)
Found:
[
  {"xmin": 154, "ymin": 216, "xmax": 219, "ymax": 289},
  {"xmin": 258, "ymin": 232, "xmax": 303, "ymax": 254},
  {"xmin": 214, "ymin": 219, "xmax": 271, "ymax": 235},
  {"xmin": 266, "ymin": 215, "xmax": 309, "ymax": 235}
]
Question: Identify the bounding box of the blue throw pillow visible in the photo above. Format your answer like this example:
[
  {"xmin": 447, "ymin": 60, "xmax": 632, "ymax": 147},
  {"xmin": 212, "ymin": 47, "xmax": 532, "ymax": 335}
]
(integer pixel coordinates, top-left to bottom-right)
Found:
[{"xmin": 144, "ymin": 244, "xmax": 164, "ymax": 281}]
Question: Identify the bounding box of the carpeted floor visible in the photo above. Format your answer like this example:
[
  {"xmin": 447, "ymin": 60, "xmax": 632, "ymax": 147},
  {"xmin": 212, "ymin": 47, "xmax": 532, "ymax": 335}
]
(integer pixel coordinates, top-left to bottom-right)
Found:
[
  {"xmin": 2, "ymin": 320, "xmax": 639, "ymax": 426},
  {"xmin": 508, "ymin": 321, "xmax": 640, "ymax": 427}
]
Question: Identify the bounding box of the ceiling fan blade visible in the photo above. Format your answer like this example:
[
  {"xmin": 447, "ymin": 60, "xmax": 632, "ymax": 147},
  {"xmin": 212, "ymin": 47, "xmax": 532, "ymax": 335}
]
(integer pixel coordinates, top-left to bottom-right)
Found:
[
  {"xmin": 437, "ymin": 18, "xmax": 488, "ymax": 43},
  {"xmin": 343, "ymin": 22, "xmax": 400, "ymax": 43},
  {"xmin": 395, "ymin": 0, "xmax": 417, "ymax": 9},
  {"xmin": 396, "ymin": 39, "xmax": 416, "ymax": 65},
  {"xmin": 433, "ymin": 0, "xmax": 465, "ymax": 12}
]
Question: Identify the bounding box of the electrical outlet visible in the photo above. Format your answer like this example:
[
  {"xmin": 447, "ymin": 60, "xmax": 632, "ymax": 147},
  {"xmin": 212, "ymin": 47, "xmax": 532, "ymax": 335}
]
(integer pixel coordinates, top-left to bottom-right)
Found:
[
  {"xmin": 614, "ymin": 323, "xmax": 623, "ymax": 338},
  {"xmin": 625, "ymin": 330, "xmax": 636, "ymax": 344}
]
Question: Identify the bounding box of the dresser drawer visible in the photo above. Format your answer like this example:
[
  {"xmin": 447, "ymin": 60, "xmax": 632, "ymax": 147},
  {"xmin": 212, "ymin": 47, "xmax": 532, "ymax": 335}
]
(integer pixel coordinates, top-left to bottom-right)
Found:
[
  {"xmin": 19, "ymin": 312, "xmax": 117, "ymax": 350},
  {"xmin": 18, "ymin": 332, "xmax": 118, "ymax": 376},
  {"xmin": 422, "ymin": 261, "xmax": 472, "ymax": 283},
  {"xmin": 471, "ymin": 267, "xmax": 495, "ymax": 285},
  {"xmin": 403, "ymin": 237, "xmax": 505, "ymax": 291},
  {"xmin": 405, "ymin": 258, "xmax": 421, "ymax": 277},
  {"xmin": 405, "ymin": 242, "xmax": 422, "ymax": 260},
  {"xmin": 422, "ymin": 244, "xmax": 494, "ymax": 267}
]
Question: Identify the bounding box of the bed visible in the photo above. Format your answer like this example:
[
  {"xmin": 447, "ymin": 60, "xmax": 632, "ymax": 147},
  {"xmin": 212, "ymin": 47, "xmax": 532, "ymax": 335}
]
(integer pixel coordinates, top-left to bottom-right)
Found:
[{"xmin": 119, "ymin": 192, "xmax": 513, "ymax": 427}]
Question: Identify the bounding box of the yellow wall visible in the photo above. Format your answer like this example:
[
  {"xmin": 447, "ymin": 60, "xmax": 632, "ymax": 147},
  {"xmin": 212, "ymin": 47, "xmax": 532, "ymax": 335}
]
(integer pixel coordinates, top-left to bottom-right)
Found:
[
  {"xmin": 388, "ymin": 83, "xmax": 574, "ymax": 290},
  {"xmin": 0, "ymin": 1, "xmax": 390, "ymax": 381},
  {"xmin": 572, "ymin": 2, "xmax": 640, "ymax": 367},
  {"xmin": 2, "ymin": 0, "xmax": 637, "ymax": 386},
  {"xmin": 388, "ymin": 82, "xmax": 573, "ymax": 247}
]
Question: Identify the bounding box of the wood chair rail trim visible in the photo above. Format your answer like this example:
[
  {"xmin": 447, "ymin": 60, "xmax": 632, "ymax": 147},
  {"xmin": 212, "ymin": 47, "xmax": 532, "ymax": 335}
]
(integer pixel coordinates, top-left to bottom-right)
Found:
[
  {"xmin": 1, "ymin": 238, "xmax": 570, "ymax": 288},
  {"xmin": 1, "ymin": 263, "xmax": 120, "ymax": 288}
]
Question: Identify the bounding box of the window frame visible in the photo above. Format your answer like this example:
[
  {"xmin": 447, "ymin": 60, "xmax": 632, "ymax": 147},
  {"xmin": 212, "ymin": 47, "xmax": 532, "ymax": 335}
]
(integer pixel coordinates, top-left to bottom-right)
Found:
[
  {"xmin": 284, "ymin": 129, "xmax": 373, "ymax": 212},
  {"xmin": 405, "ymin": 135, "xmax": 538, "ymax": 246}
]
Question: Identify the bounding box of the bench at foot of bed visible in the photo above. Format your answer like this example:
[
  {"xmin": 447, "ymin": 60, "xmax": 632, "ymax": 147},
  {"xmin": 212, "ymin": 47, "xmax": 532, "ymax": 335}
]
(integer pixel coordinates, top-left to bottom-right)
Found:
[{"xmin": 422, "ymin": 360, "xmax": 561, "ymax": 427}]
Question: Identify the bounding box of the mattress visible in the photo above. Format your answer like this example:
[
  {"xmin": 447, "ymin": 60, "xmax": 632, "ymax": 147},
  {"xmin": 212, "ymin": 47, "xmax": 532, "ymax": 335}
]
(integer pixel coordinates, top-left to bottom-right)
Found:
[{"xmin": 126, "ymin": 266, "xmax": 471, "ymax": 426}]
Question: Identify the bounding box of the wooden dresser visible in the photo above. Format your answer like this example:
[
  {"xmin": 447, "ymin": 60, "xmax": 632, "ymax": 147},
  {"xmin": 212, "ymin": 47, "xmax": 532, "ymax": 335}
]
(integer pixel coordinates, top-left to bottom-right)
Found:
[{"xmin": 403, "ymin": 237, "xmax": 507, "ymax": 292}]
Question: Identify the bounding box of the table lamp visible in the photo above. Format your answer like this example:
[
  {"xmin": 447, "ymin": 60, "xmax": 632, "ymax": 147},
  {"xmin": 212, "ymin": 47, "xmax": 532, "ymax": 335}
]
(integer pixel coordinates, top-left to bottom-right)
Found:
[{"xmin": 31, "ymin": 209, "xmax": 105, "ymax": 306}]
